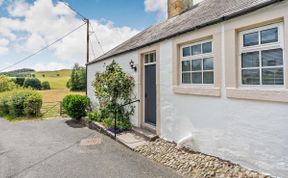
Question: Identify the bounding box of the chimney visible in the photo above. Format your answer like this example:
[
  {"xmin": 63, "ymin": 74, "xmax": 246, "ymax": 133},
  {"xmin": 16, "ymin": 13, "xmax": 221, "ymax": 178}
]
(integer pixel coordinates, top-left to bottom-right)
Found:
[{"xmin": 168, "ymin": 0, "xmax": 193, "ymax": 18}]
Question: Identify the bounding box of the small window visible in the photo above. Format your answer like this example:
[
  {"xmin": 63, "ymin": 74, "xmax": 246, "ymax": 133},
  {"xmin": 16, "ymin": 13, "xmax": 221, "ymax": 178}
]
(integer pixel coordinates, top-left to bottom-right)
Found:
[
  {"xmin": 261, "ymin": 28, "xmax": 278, "ymax": 44},
  {"xmin": 241, "ymin": 52, "xmax": 259, "ymax": 68},
  {"xmin": 144, "ymin": 52, "xmax": 156, "ymax": 64},
  {"xmin": 192, "ymin": 59, "xmax": 202, "ymax": 71},
  {"xmin": 262, "ymin": 68, "xmax": 284, "ymax": 85},
  {"xmin": 182, "ymin": 61, "xmax": 191, "ymax": 72},
  {"xmin": 242, "ymin": 69, "xmax": 260, "ymax": 85},
  {"xmin": 202, "ymin": 42, "xmax": 212, "ymax": 54},
  {"xmin": 182, "ymin": 47, "xmax": 191, "ymax": 57},
  {"xmin": 240, "ymin": 24, "xmax": 284, "ymax": 86},
  {"xmin": 191, "ymin": 44, "xmax": 202, "ymax": 55},
  {"xmin": 243, "ymin": 32, "xmax": 259, "ymax": 46},
  {"xmin": 181, "ymin": 40, "xmax": 213, "ymax": 85},
  {"xmin": 261, "ymin": 48, "xmax": 283, "ymax": 67}
]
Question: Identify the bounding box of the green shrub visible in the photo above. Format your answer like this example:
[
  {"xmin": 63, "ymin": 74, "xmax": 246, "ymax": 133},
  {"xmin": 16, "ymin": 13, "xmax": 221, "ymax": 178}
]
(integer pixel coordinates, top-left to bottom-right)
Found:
[
  {"xmin": 0, "ymin": 75, "xmax": 17, "ymax": 92},
  {"xmin": 0, "ymin": 89, "xmax": 43, "ymax": 118},
  {"xmin": 15, "ymin": 77, "xmax": 26, "ymax": 87},
  {"xmin": 41, "ymin": 81, "xmax": 51, "ymax": 90},
  {"xmin": 62, "ymin": 95, "xmax": 90, "ymax": 120},
  {"xmin": 87, "ymin": 111, "xmax": 101, "ymax": 122},
  {"xmin": 103, "ymin": 117, "xmax": 132, "ymax": 131},
  {"xmin": 0, "ymin": 95, "xmax": 11, "ymax": 115},
  {"xmin": 23, "ymin": 78, "xmax": 42, "ymax": 90},
  {"xmin": 24, "ymin": 93, "xmax": 42, "ymax": 117},
  {"xmin": 10, "ymin": 90, "xmax": 32, "ymax": 117}
]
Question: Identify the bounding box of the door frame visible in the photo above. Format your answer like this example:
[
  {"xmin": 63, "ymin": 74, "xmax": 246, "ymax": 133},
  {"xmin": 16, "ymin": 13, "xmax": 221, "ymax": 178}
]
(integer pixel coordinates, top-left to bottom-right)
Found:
[{"xmin": 138, "ymin": 45, "xmax": 161, "ymax": 135}]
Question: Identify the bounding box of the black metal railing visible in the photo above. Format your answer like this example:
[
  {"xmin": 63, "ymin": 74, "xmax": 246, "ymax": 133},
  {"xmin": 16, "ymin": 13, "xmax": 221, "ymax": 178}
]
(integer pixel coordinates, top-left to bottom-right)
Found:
[{"xmin": 114, "ymin": 99, "xmax": 140, "ymax": 139}]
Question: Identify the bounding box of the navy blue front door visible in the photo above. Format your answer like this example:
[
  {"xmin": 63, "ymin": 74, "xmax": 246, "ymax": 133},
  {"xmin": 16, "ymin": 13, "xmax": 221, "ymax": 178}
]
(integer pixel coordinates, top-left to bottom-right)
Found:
[{"xmin": 144, "ymin": 64, "xmax": 156, "ymax": 126}]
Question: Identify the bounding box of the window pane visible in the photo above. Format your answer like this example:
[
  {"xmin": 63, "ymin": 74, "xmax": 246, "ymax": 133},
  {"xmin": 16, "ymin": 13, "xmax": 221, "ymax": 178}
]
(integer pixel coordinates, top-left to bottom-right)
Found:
[
  {"xmin": 192, "ymin": 59, "xmax": 202, "ymax": 71},
  {"xmin": 202, "ymin": 42, "xmax": 212, "ymax": 53},
  {"xmin": 183, "ymin": 47, "xmax": 191, "ymax": 57},
  {"xmin": 182, "ymin": 61, "xmax": 191, "ymax": 72},
  {"xmin": 262, "ymin": 68, "xmax": 284, "ymax": 85},
  {"xmin": 242, "ymin": 69, "xmax": 260, "ymax": 85},
  {"xmin": 191, "ymin": 44, "xmax": 201, "ymax": 55},
  {"xmin": 145, "ymin": 55, "xmax": 149, "ymax": 63},
  {"xmin": 241, "ymin": 52, "xmax": 259, "ymax": 68},
  {"xmin": 262, "ymin": 48, "xmax": 283, "ymax": 67},
  {"xmin": 192, "ymin": 72, "xmax": 202, "ymax": 84},
  {"xmin": 149, "ymin": 53, "xmax": 156, "ymax": 63},
  {"xmin": 203, "ymin": 71, "xmax": 214, "ymax": 84},
  {"xmin": 182, "ymin": 73, "xmax": 191, "ymax": 84},
  {"xmin": 243, "ymin": 32, "xmax": 259, "ymax": 46},
  {"xmin": 261, "ymin": 28, "xmax": 278, "ymax": 44},
  {"xmin": 203, "ymin": 58, "xmax": 213, "ymax": 70}
]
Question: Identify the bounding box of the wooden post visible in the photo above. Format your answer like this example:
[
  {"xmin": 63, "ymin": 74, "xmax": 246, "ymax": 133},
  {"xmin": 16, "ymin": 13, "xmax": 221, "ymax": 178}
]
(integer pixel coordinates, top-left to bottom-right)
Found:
[{"xmin": 85, "ymin": 19, "xmax": 89, "ymax": 96}]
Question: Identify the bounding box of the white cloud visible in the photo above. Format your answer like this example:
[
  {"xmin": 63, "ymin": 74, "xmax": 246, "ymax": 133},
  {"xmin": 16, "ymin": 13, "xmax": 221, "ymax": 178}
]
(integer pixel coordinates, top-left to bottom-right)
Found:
[
  {"xmin": 0, "ymin": 0, "xmax": 140, "ymax": 67},
  {"xmin": 34, "ymin": 62, "xmax": 67, "ymax": 71},
  {"xmin": 144, "ymin": 0, "xmax": 167, "ymax": 21},
  {"xmin": 7, "ymin": 0, "xmax": 30, "ymax": 17},
  {"xmin": 0, "ymin": 46, "xmax": 8, "ymax": 55},
  {"xmin": 24, "ymin": 33, "xmax": 46, "ymax": 52},
  {"xmin": 0, "ymin": 38, "xmax": 9, "ymax": 55},
  {"xmin": 0, "ymin": 0, "xmax": 4, "ymax": 6}
]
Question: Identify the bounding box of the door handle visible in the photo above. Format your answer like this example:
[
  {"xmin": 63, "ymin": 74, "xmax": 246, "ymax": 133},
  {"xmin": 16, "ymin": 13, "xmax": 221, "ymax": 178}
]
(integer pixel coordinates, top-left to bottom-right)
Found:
[{"xmin": 145, "ymin": 93, "xmax": 147, "ymax": 98}]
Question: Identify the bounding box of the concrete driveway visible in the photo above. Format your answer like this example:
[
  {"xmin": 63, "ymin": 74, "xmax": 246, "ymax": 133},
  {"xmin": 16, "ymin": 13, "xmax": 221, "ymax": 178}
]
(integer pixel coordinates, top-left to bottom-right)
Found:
[{"xmin": 0, "ymin": 118, "xmax": 181, "ymax": 178}]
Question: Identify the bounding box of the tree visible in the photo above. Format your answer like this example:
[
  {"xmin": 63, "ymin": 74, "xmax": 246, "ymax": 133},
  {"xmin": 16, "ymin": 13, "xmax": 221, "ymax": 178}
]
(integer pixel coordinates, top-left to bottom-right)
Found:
[
  {"xmin": 68, "ymin": 63, "xmax": 86, "ymax": 91},
  {"xmin": 41, "ymin": 81, "xmax": 51, "ymax": 90},
  {"xmin": 15, "ymin": 77, "xmax": 25, "ymax": 86},
  {"xmin": 23, "ymin": 78, "xmax": 42, "ymax": 90}
]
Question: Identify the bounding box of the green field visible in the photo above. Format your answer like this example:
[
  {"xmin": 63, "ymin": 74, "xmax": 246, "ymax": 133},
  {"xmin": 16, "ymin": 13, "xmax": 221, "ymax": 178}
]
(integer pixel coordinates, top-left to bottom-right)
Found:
[
  {"xmin": 34, "ymin": 69, "xmax": 85, "ymax": 118},
  {"xmin": 35, "ymin": 69, "xmax": 72, "ymax": 89},
  {"xmin": 1, "ymin": 68, "xmax": 85, "ymax": 120}
]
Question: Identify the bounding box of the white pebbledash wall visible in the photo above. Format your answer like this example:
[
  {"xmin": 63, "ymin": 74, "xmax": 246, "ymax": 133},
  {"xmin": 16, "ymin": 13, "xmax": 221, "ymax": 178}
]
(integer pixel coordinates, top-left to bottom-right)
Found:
[{"xmin": 87, "ymin": 4, "xmax": 288, "ymax": 178}]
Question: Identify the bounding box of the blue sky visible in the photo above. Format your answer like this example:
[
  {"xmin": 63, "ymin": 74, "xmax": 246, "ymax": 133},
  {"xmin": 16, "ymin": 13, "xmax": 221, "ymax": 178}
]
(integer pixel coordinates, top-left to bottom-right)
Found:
[{"xmin": 0, "ymin": 0, "xmax": 166, "ymax": 71}]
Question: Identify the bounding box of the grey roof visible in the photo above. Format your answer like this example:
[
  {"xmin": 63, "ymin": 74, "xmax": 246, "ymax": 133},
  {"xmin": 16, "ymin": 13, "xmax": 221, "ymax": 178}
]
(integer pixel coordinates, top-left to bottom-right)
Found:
[{"xmin": 88, "ymin": 0, "xmax": 282, "ymax": 64}]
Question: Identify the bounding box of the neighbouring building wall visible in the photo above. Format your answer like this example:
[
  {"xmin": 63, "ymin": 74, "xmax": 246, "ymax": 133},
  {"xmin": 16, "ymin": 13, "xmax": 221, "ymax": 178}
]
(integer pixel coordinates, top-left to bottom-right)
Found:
[
  {"xmin": 160, "ymin": 2, "xmax": 288, "ymax": 177},
  {"xmin": 86, "ymin": 51, "xmax": 140, "ymax": 127}
]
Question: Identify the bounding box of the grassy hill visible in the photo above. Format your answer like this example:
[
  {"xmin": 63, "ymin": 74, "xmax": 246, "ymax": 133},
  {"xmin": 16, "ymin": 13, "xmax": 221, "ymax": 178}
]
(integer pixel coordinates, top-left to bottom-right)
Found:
[
  {"xmin": 0, "ymin": 68, "xmax": 35, "ymax": 77},
  {"xmin": 35, "ymin": 69, "xmax": 72, "ymax": 89}
]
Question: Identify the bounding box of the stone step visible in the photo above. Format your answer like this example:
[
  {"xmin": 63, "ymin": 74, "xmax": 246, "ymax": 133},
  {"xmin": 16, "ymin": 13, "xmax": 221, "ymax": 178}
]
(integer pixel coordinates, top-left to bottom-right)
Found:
[
  {"xmin": 117, "ymin": 132, "xmax": 148, "ymax": 150},
  {"xmin": 132, "ymin": 127, "xmax": 158, "ymax": 141}
]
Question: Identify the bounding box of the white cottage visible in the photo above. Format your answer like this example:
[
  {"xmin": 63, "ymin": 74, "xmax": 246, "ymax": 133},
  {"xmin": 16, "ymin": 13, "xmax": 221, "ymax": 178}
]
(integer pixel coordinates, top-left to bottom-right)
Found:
[{"xmin": 87, "ymin": 0, "xmax": 288, "ymax": 177}]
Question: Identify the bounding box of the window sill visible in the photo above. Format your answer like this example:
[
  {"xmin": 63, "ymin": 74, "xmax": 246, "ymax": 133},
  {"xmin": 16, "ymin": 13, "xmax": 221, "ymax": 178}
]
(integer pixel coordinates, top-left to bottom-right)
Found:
[
  {"xmin": 226, "ymin": 88, "xmax": 288, "ymax": 103},
  {"xmin": 173, "ymin": 86, "xmax": 221, "ymax": 97}
]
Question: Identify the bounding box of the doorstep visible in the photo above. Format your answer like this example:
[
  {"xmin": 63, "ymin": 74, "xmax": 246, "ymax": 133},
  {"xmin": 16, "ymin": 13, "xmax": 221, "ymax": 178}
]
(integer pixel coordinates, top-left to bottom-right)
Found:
[
  {"xmin": 132, "ymin": 127, "xmax": 158, "ymax": 141},
  {"xmin": 87, "ymin": 121, "xmax": 148, "ymax": 150}
]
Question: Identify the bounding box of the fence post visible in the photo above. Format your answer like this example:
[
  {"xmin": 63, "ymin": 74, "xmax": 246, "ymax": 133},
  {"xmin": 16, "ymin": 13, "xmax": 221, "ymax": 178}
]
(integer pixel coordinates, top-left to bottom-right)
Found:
[{"xmin": 60, "ymin": 102, "xmax": 62, "ymax": 116}]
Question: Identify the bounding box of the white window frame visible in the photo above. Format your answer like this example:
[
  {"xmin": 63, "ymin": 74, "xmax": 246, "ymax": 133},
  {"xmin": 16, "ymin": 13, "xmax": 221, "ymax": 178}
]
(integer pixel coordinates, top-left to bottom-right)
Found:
[
  {"xmin": 180, "ymin": 39, "xmax": 214, "ymax": 86},
  {"xmin": 238, "ymin": 23, "xmax": 285, "ymax": 88}
]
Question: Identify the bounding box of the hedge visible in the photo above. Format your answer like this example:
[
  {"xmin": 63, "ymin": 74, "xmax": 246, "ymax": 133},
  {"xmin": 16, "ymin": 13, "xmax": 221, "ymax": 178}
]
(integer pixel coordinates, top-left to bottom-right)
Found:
[{"xmin": 0, "ymin": 89, "xmax": 42, "ymax": 118}]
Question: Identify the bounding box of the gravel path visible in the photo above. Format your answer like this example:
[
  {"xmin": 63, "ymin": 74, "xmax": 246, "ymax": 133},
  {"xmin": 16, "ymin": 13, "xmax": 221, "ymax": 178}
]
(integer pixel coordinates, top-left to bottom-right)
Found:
[{"xmin": 135, "ymin": 139, "xmax": 271, "ymax": 178}]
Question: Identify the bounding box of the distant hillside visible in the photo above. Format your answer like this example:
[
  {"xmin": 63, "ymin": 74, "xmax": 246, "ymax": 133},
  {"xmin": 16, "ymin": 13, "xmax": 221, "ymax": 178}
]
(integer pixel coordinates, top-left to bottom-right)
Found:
[
  {"xmin": 36, "ymin": 69, "xmax": 72, "ymax": 89},
  {"xmin": 0, "ymin": 68, "xmax": 35, "ymax": 77},
  {"xmin": 35, "ymin": 69, "xmax": 72, "ymax": 78}
]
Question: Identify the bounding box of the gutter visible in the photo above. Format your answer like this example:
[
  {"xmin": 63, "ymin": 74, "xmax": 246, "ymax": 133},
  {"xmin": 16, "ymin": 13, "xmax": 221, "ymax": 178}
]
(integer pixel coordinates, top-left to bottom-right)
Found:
[{"xmin": 87, "ymin": 0, "xmax": 283, "ymax": 65}]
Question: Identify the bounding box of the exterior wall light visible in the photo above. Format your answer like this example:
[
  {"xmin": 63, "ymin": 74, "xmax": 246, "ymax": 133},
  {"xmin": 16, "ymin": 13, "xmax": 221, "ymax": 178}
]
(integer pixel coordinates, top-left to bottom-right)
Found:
[{"xmin": 129, "ymin": 60, "xmax": 137, "ymax": 72}]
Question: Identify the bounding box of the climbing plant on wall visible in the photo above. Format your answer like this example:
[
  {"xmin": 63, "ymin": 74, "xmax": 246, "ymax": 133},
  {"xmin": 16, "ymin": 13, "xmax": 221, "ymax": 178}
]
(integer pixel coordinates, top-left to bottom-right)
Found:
[{"xmin": 93, "ymin": 60, "xmax": 135, "ymax": 130}]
